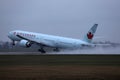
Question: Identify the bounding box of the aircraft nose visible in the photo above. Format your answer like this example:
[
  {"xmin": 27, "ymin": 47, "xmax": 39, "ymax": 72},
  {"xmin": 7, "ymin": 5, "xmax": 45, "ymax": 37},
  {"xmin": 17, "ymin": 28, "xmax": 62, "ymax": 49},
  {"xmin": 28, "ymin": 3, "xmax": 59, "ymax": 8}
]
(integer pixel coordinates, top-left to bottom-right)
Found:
[{"xmin": 8, "ymin": 31, "xmax": 13, "ymax": 39}]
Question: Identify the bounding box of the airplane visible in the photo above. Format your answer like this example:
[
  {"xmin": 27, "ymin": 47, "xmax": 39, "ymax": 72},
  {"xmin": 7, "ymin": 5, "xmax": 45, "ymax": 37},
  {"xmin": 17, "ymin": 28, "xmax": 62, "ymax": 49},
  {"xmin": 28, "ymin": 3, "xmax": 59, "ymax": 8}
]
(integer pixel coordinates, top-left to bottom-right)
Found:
[{"xmin": 8, "ymin": 24, "xmax": 98, "ymax": 53}]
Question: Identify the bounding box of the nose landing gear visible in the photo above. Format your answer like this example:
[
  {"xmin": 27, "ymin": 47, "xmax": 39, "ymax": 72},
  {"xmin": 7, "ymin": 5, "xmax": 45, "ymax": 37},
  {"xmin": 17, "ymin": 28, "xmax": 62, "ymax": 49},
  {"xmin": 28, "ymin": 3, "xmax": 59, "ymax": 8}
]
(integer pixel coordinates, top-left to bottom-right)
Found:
[{"xmin": 12, "ymin": 40, "xmax": 15, "ymax": 46}]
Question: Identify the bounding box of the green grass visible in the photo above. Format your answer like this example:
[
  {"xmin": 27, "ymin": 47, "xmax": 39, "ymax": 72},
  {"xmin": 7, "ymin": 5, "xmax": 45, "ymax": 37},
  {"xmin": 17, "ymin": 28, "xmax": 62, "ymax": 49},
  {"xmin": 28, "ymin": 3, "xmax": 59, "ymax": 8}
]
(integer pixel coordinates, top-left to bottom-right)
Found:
[
  {"xmin": 0, "ymin": 54, "xmax": 120, "ymax": 66},
  {"xmin": 0, "ymin": 54, "xmax": 120, "ymax": 80}
]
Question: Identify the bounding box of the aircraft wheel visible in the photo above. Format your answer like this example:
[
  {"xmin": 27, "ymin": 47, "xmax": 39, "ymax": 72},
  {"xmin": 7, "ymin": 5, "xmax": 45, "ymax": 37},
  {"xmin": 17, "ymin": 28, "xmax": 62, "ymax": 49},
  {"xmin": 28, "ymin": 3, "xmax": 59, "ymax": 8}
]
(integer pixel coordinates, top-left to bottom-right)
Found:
[
  {"xmin": 12, "ymin": 40, "xmax": 15, "ymax": 46},
  {"xmin": 53, "ymin": 48, "xmax": 59, "ymax": 52},
  {"xmin": 38, "ymin": 49, "xmax": 46, "ymax": 53}
]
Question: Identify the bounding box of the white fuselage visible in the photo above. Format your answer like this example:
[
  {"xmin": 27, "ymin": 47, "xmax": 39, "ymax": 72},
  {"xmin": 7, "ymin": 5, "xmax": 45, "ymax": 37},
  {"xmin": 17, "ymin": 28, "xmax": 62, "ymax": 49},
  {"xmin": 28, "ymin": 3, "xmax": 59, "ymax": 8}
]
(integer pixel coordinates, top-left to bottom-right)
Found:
[{"xmin": 8, "ymin": 30, "xmax": 89, "ymax": 49}]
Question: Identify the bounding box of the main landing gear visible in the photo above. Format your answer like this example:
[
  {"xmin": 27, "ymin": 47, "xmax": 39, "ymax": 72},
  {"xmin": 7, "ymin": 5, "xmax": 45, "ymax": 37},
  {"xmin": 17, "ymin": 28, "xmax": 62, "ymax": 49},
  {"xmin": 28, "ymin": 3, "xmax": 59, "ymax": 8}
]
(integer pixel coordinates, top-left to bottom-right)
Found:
[
  {"xmin": 38, "ymin": 47, "xmax": 60, "ymax": 53},
  {"xmin": 53, "ymin": 48, "xmax": 59, "ymax": 52},
  {"xmin": 38, "ymin": 47, "xmax": 46, "ymax": 53}
]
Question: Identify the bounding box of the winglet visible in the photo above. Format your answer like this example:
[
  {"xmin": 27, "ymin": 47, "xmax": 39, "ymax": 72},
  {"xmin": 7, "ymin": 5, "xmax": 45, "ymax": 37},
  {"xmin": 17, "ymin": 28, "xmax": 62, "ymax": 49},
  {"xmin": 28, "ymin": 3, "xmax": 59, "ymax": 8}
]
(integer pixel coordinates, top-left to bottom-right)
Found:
[{"xmin": 83, "ymin": 24, "xmax": 98, "ymax": 43}]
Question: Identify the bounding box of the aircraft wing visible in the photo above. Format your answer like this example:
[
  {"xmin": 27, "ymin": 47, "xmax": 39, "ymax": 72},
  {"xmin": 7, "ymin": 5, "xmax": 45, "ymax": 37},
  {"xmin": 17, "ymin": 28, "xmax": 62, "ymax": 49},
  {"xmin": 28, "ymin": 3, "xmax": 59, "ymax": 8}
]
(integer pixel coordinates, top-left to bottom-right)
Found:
[{"xmin": 16, "ymin": 35, "xmax": 56, "ymax": 47}]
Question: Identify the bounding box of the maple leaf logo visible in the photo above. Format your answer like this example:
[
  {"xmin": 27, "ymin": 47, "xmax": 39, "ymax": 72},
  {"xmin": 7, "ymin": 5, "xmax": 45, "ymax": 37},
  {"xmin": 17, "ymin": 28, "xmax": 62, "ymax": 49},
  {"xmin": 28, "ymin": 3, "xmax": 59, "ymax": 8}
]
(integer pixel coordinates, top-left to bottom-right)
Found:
[{"xmin": 87, "ymin": 32, "xmax": 93, "ymax": 39}]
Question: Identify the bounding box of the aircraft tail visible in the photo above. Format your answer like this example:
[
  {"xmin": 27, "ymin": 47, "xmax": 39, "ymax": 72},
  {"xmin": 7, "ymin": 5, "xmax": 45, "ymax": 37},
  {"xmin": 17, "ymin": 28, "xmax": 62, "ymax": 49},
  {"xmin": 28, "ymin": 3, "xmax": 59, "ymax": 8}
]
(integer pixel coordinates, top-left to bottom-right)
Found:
[{"xmin": 83, "ymin": 24, "xmax": 98, "ymax": 43}]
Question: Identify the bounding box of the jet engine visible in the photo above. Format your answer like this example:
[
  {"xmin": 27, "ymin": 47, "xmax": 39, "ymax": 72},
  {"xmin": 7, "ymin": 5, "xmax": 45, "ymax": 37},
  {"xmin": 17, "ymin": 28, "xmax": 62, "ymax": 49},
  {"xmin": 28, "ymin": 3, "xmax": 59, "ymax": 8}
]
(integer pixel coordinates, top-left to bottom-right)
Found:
[{"xmin": 19, "ymin": 40, "xmax": 32, "ymax": 48}]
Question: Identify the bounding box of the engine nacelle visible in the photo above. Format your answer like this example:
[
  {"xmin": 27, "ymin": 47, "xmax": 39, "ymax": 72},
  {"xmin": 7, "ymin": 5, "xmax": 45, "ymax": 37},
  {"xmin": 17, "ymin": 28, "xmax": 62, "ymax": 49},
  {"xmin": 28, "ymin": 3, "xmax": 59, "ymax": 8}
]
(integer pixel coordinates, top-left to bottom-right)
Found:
[{"xmin": 19, "ymin": 40, "xmax": 32, "ymax": 48}]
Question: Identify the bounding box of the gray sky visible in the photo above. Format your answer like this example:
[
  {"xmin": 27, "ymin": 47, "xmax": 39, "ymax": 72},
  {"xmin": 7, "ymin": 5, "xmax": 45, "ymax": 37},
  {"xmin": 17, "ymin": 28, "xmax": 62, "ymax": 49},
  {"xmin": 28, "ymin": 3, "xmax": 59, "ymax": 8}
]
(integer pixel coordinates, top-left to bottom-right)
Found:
[{"xmin": 0, "ymin": 0, "xmax": 120, "ymax": 42}]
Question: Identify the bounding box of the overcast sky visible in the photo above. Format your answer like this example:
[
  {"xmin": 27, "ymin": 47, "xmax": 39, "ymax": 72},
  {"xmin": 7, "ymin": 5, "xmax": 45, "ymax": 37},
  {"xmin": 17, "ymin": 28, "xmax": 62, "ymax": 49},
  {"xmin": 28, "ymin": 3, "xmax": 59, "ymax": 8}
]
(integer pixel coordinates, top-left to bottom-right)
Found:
[{"xmin": 0, "ymin": 0, "xmax": 120, "ymax": 42}]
